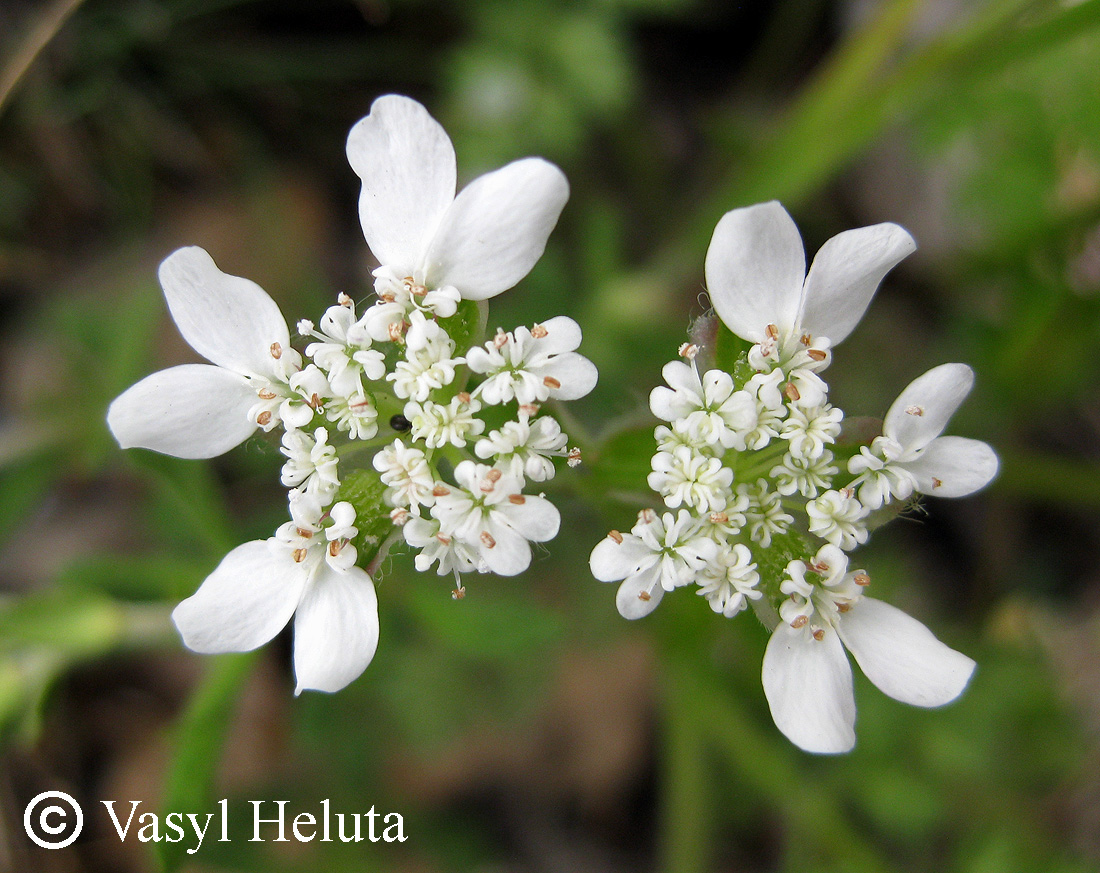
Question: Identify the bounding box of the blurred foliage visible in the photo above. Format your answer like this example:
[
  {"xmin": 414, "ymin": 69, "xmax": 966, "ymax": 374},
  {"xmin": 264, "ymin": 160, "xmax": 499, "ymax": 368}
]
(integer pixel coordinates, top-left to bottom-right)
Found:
[{"xmin": 3, "ymin": 0, "xmax": 1100, "ymax": 871}]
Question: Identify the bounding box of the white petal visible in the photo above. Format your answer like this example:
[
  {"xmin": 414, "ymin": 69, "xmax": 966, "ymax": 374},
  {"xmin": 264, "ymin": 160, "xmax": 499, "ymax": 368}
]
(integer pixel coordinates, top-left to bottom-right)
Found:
[
  {"xmin": 499, "ymin": 495, "xmax": 560, "ymax": 542},
  {"xmin": 422, "ymin": 158, "xmax": 569, "ymax": 300},
  {"xmin": 172, "ymin": 541, "xmax": 305, "ymax": 654},
  {"xmin": 158, "ymin": 247, "xmax": 290, "ymax": 378},
  {"xmin": 884, "ymin": 363, "xmax": 974, "ymax": 453},
  {"xmin": 762, "ymin": 623, "xmax": 856, "ymax": 754},
  {"xmin": 478, "ymin": 523, "xmax": 532, "ymax": 576},
  {"xmin": 615, "ymin": 566, "xmax": 664, "ymax": 619},
  {"xmin": 346, "ymin": 94, "xmax": 457, "ymax": 271},
  {"xmin": 539, "ymin": 353, "xmax": 599, "ymax": 400},
  {"xmin": 590, "ymin": 534, "xmax": 651, "ymax": 582},
  {"xmin": 838, "ymin": 597, "xmax": 975, "ymax": 708},
  {"xmin": 530, "ymin": 315, "xmax": 582, "ymax": 355},
  {"xmin": 905, "ymin": 436, "xmax": 999, "ymax": 498},
  {"xmin": 799, "ymin": 222, "xmax": 915, "ymax": 343},
  {"xmin": 704, "ymin": 201, "xmax": 806, "ymax": 342},
  {"xmin": 107, "ymin": 364, "xmax": 256, "ymax": 459},
  {"xmin": 292, "ymin": 565, "xmax": 379, "ymax": 694}
]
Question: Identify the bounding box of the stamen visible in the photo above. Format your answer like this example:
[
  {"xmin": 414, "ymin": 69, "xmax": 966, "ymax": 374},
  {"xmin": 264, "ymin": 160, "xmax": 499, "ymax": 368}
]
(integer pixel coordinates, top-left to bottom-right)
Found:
[
  {"xmin": 435, "ymin": 533, "xmax": 451, "ymax": 546},
  {"xmin": 328, "ymin": 541, "xmax": 341, "ymax": 557},
  {"xmin": 812, "ymin": 628, "xmax": 826, "ymax": 641},
  {"xmin": 543, "ymin": 376, "xmax": 562, "ymax": 389},
  {"xmin": 432, "ymin": 485, "xmax": 451, "ymax": 497},
  {"xmin": 905, "ymin": 405, "xmax": 924, "ymax": 417},
  {"xmin": 292, "ymin": 548, "xmax": 308, "ymax": 563},
  {"xmin": 678, "ymin": 342, "xmax": 699, "ymax": 360},
  {"xmin": 530, "ymin": 323, "xmax": 549, "ymax": 339},
  {"xmin": 380, "ymin": 291, "xmax": 396, "ymax": 303},
  {"xmin": 258, "ymin": 388, "xmax": 277, "ymax": 400},
  {"xmin": 256, "ymin": 411, "xmax": 272, "ymax": 426},
  {"xmin": 519, "ymin": 403, "xmax": 540, "ymax": 418},
  {"xmin": 709, "ymin": 512, "xmax": 728, "ymax": 524},
  {"xmin": 493, "ymin": 329, "xmax": 508, "ymax": 349},
  {"xmin": 784, "ymin": 382, "xmax": 800, "ymax": 402},
  {"xmin": 932, "ymin": 477, "xmax": 943, "ymax": 489},
  {"xmin": 480, "ymin": 531, "xmax": 496, "ymax": 548},
  {"xmin": 837, "ymin": 602, "xmax": 851, "ymax": 612},
  {"xmin": 388, "ymin": 321, "xmax": 406, "ymax": 343},
  {"xmin": 270, "ymin": 342, "xmax": 283, "ymax": 359},
  {"xmin": 638, "ymin": 508, "xmax": 656, "ymax": 525},
  {"xmin": 296, "ymin": 527, "xmax": 313, "ymax": 538},
  {"xmin": 390, "ymin": 508, "xmax": 410, "ymax": 526},
  {"xmin": 457, "ymin": 391, "xmax": 471, "ymax": 404},
  {"xmin": 509, "ymin": 494, "xmax": 526, "ymax": 505},
  {"xmin": 451, "ymin": 586, "xmax": 466, "ymax": 600},
  {"xmin": 853, "ymin": 572, "xmax": 870, "ymax": 587},
  {"xmin": 807, "ymin": 349, "xmax": 827, "ymax": 362},
  {"xmin": 765, "ymin": 324, "xmax": 779, "ymax": 340},
  {"xmin": 608, "ymin": 530, "xmax": 623, "ymax": 544},
  {"xmin": 800, "ymin": 333, "xmax": 812, "ymax": 346},
  {"xmin": 638, "ymin": 590, "xmax": 652, "ymax": 601},
  {"xmin": 338, "ymin": 292, "xmax": 353, "ymax": 307},
  {"xmin": 790, "ymin": 615, "xmax": 808, "ymax": 628},
  {"xmin": 567, "ymin": 447, "xmax": 582, "ymax": 467}
]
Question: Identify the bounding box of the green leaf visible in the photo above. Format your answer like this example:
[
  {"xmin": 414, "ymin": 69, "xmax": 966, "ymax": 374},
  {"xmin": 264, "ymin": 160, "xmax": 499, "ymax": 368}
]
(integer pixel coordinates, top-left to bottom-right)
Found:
[
  {"xmin": 157, "ymin": 652, "xmax": 257, "ymax": 873},
  {"xmin": 335, "ymin": 467, "xmax": 396, "ymax": 568}
]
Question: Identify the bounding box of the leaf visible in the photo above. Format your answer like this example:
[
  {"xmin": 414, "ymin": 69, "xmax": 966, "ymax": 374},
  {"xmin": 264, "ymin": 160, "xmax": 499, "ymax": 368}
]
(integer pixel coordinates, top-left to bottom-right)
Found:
[{"xmin": 335, "ymin": 467, "xmax": 396, "ymax": 568}]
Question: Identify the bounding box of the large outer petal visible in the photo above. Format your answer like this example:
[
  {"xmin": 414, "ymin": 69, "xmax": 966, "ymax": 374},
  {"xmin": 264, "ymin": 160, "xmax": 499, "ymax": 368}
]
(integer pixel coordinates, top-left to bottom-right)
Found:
[
  {"xmin": 884, "ymin": 363, "xmax": 974, "ymax": 454},
  {"xmin": 498, "ymin": 495, "xmax": 561, "ymax": 543},
  {"xmin": 703, "ymin": 201, "xmax": 806, "ymax": 342},
  {"xmin": 346, "ymin": 94, "xmax": 457, "ymax": 271},
  {"xmin": 539, "ymin": 353, "xmax": 599, "ymax": 400},
  {"xmin": 293, "ymin": 565, "xmax": 379, "ymax": 694},
  {"xmin": 838, "ymin": 597, "xmax": 976, "ymax": 708},
  {"xmin": 762, "ymin": 623, "xmax": 856, "ymax": 754},
  {"xmin": 158, "ymin": 247, "xmax": 290, "ymax": 378},
  {"xmin": 799, "ymin": 222, "xmax": 915, "ymax": 344},
  {"xmin": 172, "ymin": 541, "xmax": 305, "ymax": 654},
  {"xmin": 590, "ymin": 534, "xmax": 652, "ymax": 582},
  {"xmin": 905, "ymin": 435, "xmax": 999, "ymax": 498},
  {"xmin": 616, "ymin": 566, "xmax": 664, "ymax": 619},
  {"xmin": 107, "ymin": 364, "xmax": 256, "ymax": 459},
  {"xmin": 421, "ymin": 158, "xmax": 569, "ymax": 300}
]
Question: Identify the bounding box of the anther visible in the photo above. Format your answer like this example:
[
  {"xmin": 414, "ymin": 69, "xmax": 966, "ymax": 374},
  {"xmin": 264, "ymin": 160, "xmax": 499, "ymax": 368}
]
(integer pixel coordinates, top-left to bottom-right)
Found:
[
  {"xmin": 853, "ymin": 573, "xmax": 870, "ymax": 587},
  {"xmin": 451, "ymin": 586, "xmax": 466, "ymax": 600},
  {"xmin": 296, "ymin": 527, "xmax": 313, "ymax": 539},
  {"xmin": 309, "ymin": 393, "xmax": 323, "ymax": 410},
  {"xmin": 543, "ymin": 376, "xmax": 562, "ymax": 389},
  {"xmin": 292, "ymin": 548, "xmax": 308, "ymax": 563},
  {"xmin": 381, "ymin": 291, "xmax": 396, "ymax": 303},
  {"xmin": 256, "ymin": 411, "xmax": 272, "ymax": 426},
  {"xmin": 808, "ymin": 349, "xmax": 827, "ymax": 362},
  {"xmin": 270, "ymin": 342, "xmax": 283, "ymax": 359},
  {"xmin": 905, "ymin": 405, "xmax": 924, "ymax": 417},
  {"xmin": 678, "ymin": 342, "xmax": 699, "ymax": 360},
  {"xmin": 784, "ymin": 382, "xmax": 800, "ymax": 402},
  {"xmin": 351, "ymin": 398, "xmax": 371, "ymax": 413},
  {"xmin": 837, "ymin": 602, "xmax": 851, "ymax": 613},
  {"xmin": 800, "ymin": 333, "xmax": 812, "ymax": 346},
  {"xmin": 638, "ymin": 508, "xmax": 656, "ymax": 525},
  {"xmin": 519, "ymin": 404, "xmax": 540, "ymax": 418},
  {"xmin": 258, "ymin": 388, "xmax": 277, "ymax": 400},
  {"xmin": 608, "ymin": 530, "xmax": 623, "ymax": 544},
  {"xmin": 493, "ymin": 329, "xmax": 508, "ymax": 349},
  {"xmin": 328, "ymin": 541, "xmax": 341, "ymax": 557},
  {"xmin": 509, "ymin": 494, "xmax": 526, "ymax": 505},
  {"xmin": 388, "ymin": 321, "xmax": 407, "ymax": 343},
  {"xmin": 338, "ymin": 292, "xmax": 354, "ymax": 307},
  {"xmin": 432, "ymin": 484, "xmax": 450, "ymax": 497},
  {"xmin": 765, "ymin": 324, "xmax": 779, "ymax": 340},
  {"xmin": 567, "ymin": 447, "xmax": 582, "ymax": 467},
  {"xmin": 435, "ymin": 533, "xmax": 451, "ymax": 546},
  {"xmin": 638, "ymin": 590, "xmax": 651, "ymax": 602},
  {"xmin": 458, "ymin": 391, "xmax": 471, "ymax": 404},
  {"xmin": 390, "ymin": 508, "xmax": 410, "ymax": 526},
  {"xmin": 790, "ymin": 615, "xmax": 808, "ymax": 628},
  {"xmin": 530, "ymin": 323, "xmax": 549, "ymax": 339},
  {"xmin": 812, "ymin": 628, "xmax": 826, "ymax": 641},
  {"xmin": 710, "ymin": 512, "xmax": 728, "ymax": 524},
  {"xmin": 480, "ymin": 531, "xmax": 496, "ymax": 548},
  {"xmin": 932, "ymin": 477, "xmax": 943, "ymax": 489}
]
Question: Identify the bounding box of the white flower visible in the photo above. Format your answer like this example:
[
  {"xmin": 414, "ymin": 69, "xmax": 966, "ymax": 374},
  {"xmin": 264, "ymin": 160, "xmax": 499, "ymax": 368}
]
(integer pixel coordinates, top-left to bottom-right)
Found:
[
  {"xmin": 404, "ymin": 394, "xmax": 486, "ymax": 448},
  {"xmin": 303, "ymin": 301, "xmax": 385, "ymax": 398},
  {"xmin": 372, "ymin": 439, "xmax": 436, "ymax": 508},
  {"xmin": 403, "ymin": 516, "xmax": 480, "ymax": 577},
  {"xmin": 172, "ymin": 492, "xmax": 378, "ymax": 695},
  {"xmin": 771, "ymin": 450, "xmax": 837, "ymax": 498},
  {"xmin": 386, "ymin": 312, "xmax": 462, "ymax": 401},
  {"xmin": 347, "ymin": 94, "xmax": 569, "ymax": 309},
  {"xmin": 325, "ymin": 392, "xmax": 378, "ymax": 441},
  {"xmin": 647, "ymin": 445, "xmax": 733, "ymax": 513},
  {"xmin": 781, "ymin": 403, "xmax": 843, "ymax": 460},
  {"xmin": 430, "ymin": 461, "xmax": 560, "ymax": 576},
  {"xmin": 280, "ymin": 427, "xmax": 340, "ymax": 506},
  {"xmin": 467, "ymin": 317, "xmax": 598, "ymax": 406},
  {"xmin": 762, "ymin": 544, "xmax": 975, "ymax": 753},
  {"xmin": 738, "ymin": 479, "xmax": 793, "ymax": 549},
  {"xmin": 848, "ymin": 363, "xmax": 999, "ymax": 509},
  {"xmin": 474, "ymin": 416, "xmax": 569, "ymax": 482},
  {"xmin": 696, "ymin": 543, "xmax": 761, "ymax": 618},
  {"xmin": 704, "ymin": 201, "xmax": 915, "ymax": 393},
  {"xmin": 589, "ymin": 509, "xmax": 718, "ymax": 620},
  {"xmin": 807, "ymin": 488, "xmax": 869, "ymax": 551},
  {"xmin": 650, "ymin": 361, "xmax": 757, "ymax": 448},
  {"xmin": 107, "ymin": 246, "xmax": 300, "ymax": 458}
]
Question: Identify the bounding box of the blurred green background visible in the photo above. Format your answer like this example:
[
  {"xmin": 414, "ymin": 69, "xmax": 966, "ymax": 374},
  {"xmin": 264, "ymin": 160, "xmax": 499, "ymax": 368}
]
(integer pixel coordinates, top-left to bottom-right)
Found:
[{"xmin": 2, "ymin": 0, "xmax": 1100, "ymax": 870}]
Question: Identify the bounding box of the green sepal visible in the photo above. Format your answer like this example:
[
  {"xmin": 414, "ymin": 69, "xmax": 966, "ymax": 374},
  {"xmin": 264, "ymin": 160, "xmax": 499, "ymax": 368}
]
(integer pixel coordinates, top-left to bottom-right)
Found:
[{"xmin": 335, "ymin": 468, "xmax": 398, "ymax": 569}]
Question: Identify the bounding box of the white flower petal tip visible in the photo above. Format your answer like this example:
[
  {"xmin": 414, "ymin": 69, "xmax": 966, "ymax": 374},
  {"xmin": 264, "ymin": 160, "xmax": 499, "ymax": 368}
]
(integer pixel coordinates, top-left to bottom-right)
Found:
[
  {"xmin": 838, "ymin": 597, "xmax": 976, "ymax": 708},
  {"xmin": 107, "ymin": 364, "xmax": 256, "ymax": 459},
  {"xmin": 172, "ymin": 541, "xmax": 306, "ymax": 655},
  {"xmin": 704, "ymin": 201, "xmax": 915, "ymax": 347},
  {"xmin": 157, "ymin": 246, "xmax": 291, "ymax": 378},
  {"xmin": 292, "ymin": 565, "xmax": 379, "ymax": 694},
  {"xmin": 762, "ymin": 623, "xmax": 856, "ymax": 754}
]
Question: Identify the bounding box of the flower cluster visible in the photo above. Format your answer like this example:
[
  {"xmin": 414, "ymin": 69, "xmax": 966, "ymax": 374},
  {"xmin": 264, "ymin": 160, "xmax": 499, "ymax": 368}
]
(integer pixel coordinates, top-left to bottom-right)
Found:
[
  {"xmin": 590, "ymin": 202, "xmax": 997, "ymax": 753},
  {"xmin": 108, "ymin": 96, "xmax": 595, "ymax": 693}
]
